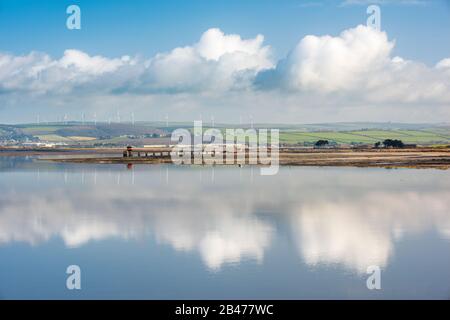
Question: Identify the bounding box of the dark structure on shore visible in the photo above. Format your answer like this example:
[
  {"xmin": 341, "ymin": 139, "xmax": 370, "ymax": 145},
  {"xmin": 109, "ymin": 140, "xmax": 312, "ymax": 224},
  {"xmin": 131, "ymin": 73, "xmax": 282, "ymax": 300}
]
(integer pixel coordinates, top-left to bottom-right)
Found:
[
  {"xmin": 123, "ymin": 145, "xmax": 133, "ymax": 157},
  {"xmin": 123, "ymin": 145, "xmax": 172, "ymax": 158}
]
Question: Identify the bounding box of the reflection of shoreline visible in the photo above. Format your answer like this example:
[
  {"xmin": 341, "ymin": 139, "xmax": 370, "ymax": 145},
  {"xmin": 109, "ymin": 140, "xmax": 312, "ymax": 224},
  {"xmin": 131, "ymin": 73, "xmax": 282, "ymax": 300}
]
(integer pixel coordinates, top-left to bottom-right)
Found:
[{"xmin": 1, "ymin": 169, "xmax": 449, "ymax": 272}]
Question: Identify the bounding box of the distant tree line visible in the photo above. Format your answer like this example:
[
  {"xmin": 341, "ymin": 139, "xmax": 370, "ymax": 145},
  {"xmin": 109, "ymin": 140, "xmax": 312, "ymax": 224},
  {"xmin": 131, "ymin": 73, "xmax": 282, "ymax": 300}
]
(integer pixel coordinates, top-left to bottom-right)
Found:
[
  {"xmin": 311, "ymin": 139, "xmax": 408, "ymax": 148},
  {"xmin": 314, "ymin": 140, "xmax": 329, "ymax": 147},
  {"xmin": 375, "ymin": 139, "xmax": 405, "ymax": 148}
]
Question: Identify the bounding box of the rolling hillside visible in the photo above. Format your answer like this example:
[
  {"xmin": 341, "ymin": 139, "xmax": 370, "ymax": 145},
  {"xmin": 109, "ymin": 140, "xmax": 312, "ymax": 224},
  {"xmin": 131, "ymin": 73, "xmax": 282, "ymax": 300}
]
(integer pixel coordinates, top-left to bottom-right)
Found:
[{"xmin": 1, "ymin": 122, "xmax": 450, "ymax": 146}]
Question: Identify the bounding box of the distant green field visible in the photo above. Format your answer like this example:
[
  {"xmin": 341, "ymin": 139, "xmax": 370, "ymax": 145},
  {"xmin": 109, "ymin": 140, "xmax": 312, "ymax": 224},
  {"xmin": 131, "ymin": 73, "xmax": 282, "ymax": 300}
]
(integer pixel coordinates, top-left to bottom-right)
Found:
[
  {"xmin": 20, "ymin": 126, "xmax": 64, "ymax": 135},
  {"xmin": 5, "ymin": 123, "xmax": 450, "ymax": 146},
  {"xmin": 35, "ymin": 134, "xmax": 73, "ymax": 142},
  {"xmin": 280, "ymin": 129, "xmax": 450, "ymax": 145}
]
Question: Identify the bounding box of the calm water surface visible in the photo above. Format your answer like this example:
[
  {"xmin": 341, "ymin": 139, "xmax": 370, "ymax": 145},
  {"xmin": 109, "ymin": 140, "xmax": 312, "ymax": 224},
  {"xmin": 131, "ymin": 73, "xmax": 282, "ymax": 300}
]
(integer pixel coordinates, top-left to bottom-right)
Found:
[{"xmin": 0, "ymin": 156, "xmax": 449, "ymax": 299}]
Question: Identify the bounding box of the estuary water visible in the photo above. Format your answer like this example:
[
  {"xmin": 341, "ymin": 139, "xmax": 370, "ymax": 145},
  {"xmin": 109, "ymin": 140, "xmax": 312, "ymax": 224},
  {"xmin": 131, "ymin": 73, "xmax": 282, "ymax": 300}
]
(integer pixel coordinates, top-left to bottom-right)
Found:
[{"xmin": 0, "ymin": 156, "xmax": 449, "ymax": 299}]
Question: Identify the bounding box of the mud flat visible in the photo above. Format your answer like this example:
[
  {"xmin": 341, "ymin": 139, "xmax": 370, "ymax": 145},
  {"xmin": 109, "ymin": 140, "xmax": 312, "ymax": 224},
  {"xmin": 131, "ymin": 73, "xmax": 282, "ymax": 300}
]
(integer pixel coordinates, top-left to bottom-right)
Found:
[
  {"xmin": 278, "ymin": 149, "xmax": 450, "ymax": 168},
  {"xmin": 28, "ymin": 147, "xmax": 450, "ymax": 169}
]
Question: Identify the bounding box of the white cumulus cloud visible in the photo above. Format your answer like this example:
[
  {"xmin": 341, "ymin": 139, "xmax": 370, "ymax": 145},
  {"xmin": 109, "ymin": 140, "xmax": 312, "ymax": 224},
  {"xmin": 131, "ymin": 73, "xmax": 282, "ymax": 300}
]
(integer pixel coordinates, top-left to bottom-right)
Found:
[
  {"xmin": 281, "ymin": 25, "xmax": 393, "ymax": 92},
  {"xmin": 1, "ymin": 25, "xmax": 450, "ymax": 122},
  {"xmin": 257, "ymin": 25, "xmax": 450, "ymax": 104},
  {"xmin": 0, "ymin": 49, "xmax": 135, "ymax": 95},
  {"xmin": 0, "ymin": 28, "xmax": 273, "ymax": 95},
  {"xmin": 141, "ymin": 28, "xmax": 273, "ymax": 92}
]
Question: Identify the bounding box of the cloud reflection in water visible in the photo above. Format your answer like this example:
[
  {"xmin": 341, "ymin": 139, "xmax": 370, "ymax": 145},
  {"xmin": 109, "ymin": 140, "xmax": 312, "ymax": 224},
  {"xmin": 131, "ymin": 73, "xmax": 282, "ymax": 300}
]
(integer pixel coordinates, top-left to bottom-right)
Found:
[{"xmin": 0, "ymin": 167, "xmax": 449, "ymax": 273}]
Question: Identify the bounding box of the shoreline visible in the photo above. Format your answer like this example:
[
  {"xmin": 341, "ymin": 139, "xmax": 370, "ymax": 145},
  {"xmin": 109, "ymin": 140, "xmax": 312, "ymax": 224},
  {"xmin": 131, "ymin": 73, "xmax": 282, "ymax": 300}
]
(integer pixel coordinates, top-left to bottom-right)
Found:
[{"xmin": 1, "ymin": 147, "xmax": 446, "ymax": 169}]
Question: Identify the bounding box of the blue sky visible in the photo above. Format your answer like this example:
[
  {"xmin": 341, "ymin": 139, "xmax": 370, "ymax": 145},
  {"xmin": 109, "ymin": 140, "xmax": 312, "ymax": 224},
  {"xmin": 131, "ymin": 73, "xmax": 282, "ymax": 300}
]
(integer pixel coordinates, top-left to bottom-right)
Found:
[
  {"xmin": 0, "ymin": 0, "xmax": 450, "ymax": 123},
  {"xmin": 1, "ymin": 0, "xmax": 449, "ymax": 64}
]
